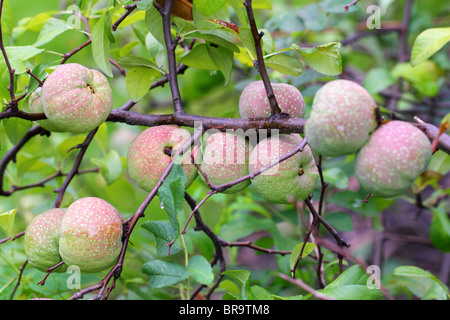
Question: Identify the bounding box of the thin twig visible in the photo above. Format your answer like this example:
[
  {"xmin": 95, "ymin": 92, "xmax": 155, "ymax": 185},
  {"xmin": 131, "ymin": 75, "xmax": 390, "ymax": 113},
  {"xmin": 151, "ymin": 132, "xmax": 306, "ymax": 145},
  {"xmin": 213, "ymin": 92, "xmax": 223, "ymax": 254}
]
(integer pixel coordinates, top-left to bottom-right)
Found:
[
  {"xmin": 243, "ymin": 0, "xmax": 281, "ymax": 116},
  {"xmin": 158, "ymin": 0, "xmax": 185, "ymax": 114},
  {"xmin": 53, "ymin": 128, "xmax": 99, "ymax": 208},
  {"xmin": 277, "ymin": 272, "xmax": 336, "ymax": 300},
  {"xmin": 9, "ymin": 260, "xmax": 28, "ymax": 300},
  {"xmin": 0, "ymin": 0, "xmax": 16, "ymax": 106}
]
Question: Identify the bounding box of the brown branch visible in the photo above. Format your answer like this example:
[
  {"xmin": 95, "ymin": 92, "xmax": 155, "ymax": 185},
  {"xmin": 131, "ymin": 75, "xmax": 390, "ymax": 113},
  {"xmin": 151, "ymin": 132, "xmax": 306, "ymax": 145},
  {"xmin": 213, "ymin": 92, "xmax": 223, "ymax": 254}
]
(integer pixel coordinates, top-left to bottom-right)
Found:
[
  {"xmin": 243, "ymin": 0, "xmax": 281, "ymax": 117},
  {"xmin": 61, "ymin": 39, "xmax": 92, "ymax": 64},
  {"xmin": 414, "ymin": 117, "xmax": 450, "ymax": 154},
  {"xmin": 0, "ymin": 108, "xmax": 46, "ymax": 121},
  {"xmin": 1, "ymin": 168, "xmax": 98, "ymax": 197},
  {"xmin": 0, "ymin": 0, "xmax": 16, "ymax": 107},
  {"xmin": 344, "ymin": 0, "xmax": 360, "ymax": 12},
  {"xmin": 112, "ymin": 3, "xmax": 137, "ymax": 31},
  {"xmin": 9, "ymin": 260, "xmax": 28, "ymax": 300},
  {"xmin": 53, "ymin": 128, "xmax": 99, "ymax": 208},
  {"xmin": 304, "ymin": 198, "xmax": 350, "ymax": 249},
  {"xmin": 26, "ymin": 68, "xmax": 44, "ymax": 87},
  {"xmin": 157, "ymin": 0, "xmax": 185, "ymax": 114},
  {"xmin": 0, "ymin": 231, "xmax": 25, "ymax": 245},
  {"xmin": 107, "ymin": 109, "xmax": 307, "ymax": 133},
  {"xmin": 0, "ymin": 126, "xmax": 46, "ymax": 196},
  {"xmin": 277, "ymin": 272, "xmax": 336, "ymax": 300}
]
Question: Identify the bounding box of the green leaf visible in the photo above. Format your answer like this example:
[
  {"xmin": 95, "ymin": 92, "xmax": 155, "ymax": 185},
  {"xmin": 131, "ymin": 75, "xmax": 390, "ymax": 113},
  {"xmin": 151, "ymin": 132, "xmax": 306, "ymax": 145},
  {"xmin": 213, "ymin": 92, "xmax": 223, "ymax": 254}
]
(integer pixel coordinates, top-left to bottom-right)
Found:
[
  {"xmin": 182, "ymin": 30, "xmax": 240, "ymax": 53},
  {"xmin": 411, "ymin": 27, "xmax": 450, "ymax": 66},
  {"xmin": 238, "ymin": 27, "xmax": 256, "ymax": 59},
  {"xmin": 145, "ymin": 5, "xmax": 165, "ymax": 47},
  {"xmin": 186, "ymin": 255, "xmax": 214, "ymax": 285},
  {"xmin": 0, "ymin": 209, "xmax": 17, "ymax": 238},
  {"xmin": 3, "ymin": 118, "xmax": 32, "ymax": 145},
  {"xmin": 253, "ymin": 0, "xmax": 272, "ymax": 9},
  {"xmin": 296, "ymin": 42, "xmax": 342, "ymax": 76},
  {"xmin": 91, "ymin": 13, "xmax": 113, "ymax": 77},
  {"xmin": 158, "ymin": 164, "xmax": 187, "ymax": 232},
  {"xmin": 324, "ymin": 212, "xmax": 354, "ymax": 232},
  {"xmin": 136, "ymin": 0, "xmax": 153, "ymax": 10},
  {"xmin": 141, "ymin": 221, "xmax": 180, "ymax": 257},
  {"xmin": 17, "ymin": 153, "xmax": 48, "ymax": 179},
  {"xmin": 393, "ymin": 266, "xmax": 450, "ymax": 299},
  {"xmin": 222, "ymin": 270, "xmax": 255, "ymax": 300},
  {"xmin": 316, "ymin": 265, "xmax": 383, "ymax": 300},
  {"xmin": 289, "ymin": 242, "xmax": 316, "ymax": 271},
  {"xmin": 430, "ymin": 208, "xmax": 450, "ymax": 252},
  {"xmin": 194, "ymin": 0, "xmax": 226, "ymax": 17},
  {"xmin": 222, "ymin": 270, "xmax": 251, "ymax": 286},
  {"xmin": 90, "ymin": 149, "xmax": 123, "ymax": 185},
  {"xmin": 251, "ymin": 285, "xmax": 274, "ymax": 300},
  {"xmin": 391, "ymin": 61, "xmax": 440, "ymax": 97},
  {"xmin": 34, "ymin": 18, "xmax": 76, "ymax": 47},
  {"xmin": 428, "ymin": 150, "xmax": 450, "ymax": 176},
  {"xmin": 125, "ymin": 67, "xmax": 160, "ymax": 102},
  {"xmin": 4, "ymin": 46, "xmax": 44, "ymax": 61},
  {"xmin": 180, "ymin": 43, "xmax": 218, "ymax": 71},
  {"xmin": 142, "ymin": 260, "xmax": 187, "ymax": 289},
  {"xmin": 265, "ymin": 53, "xmax": 303, "ymax": 76},
  {"xmin": 0, "ymin": 46, "xmax": 44, "ymax": 74},
  {"xmin": 322, "ymin": 167, "xmax": 348, "ymax": 189},
  {"xmin": 117, "ymin": 56, "xmax": 162, "ymax": 72},
  {"xmin": 206, "ymin": 44, "xmax": 233, "ymax": 85},
  {"xmin": 363, "ymin": 68, "xmax": 395, "ymax": 94},
  {"xmin": 329, "ymin": 190, "xmax": 379, "ymax": 216},
  {"xmin": 218, "ymin": 214, "xmax": 276, "ymax": 241}
]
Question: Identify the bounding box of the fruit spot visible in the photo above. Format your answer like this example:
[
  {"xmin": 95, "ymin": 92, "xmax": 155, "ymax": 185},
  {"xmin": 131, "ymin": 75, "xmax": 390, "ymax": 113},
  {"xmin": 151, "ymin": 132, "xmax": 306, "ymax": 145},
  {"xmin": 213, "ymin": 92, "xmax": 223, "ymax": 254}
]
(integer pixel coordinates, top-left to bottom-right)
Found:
[
  {"xmin": 87, "ymin": 84, "xmax": 95, "ymax": 94},
  {"xmin": 164, "ymin": 146, "xmax": 173, "ymax": 156}
]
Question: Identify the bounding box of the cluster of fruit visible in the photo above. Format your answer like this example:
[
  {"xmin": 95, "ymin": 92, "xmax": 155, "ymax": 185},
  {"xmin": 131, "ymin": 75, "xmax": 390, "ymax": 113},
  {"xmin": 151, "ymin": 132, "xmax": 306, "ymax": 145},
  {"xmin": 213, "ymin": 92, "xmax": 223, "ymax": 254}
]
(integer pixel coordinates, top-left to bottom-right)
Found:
[
  {"xmin": 305, "ymin": 79, "xmax": 432, "ymax": 198},
  {"xmin": 126, "ymin": 80, "xmax": 319, "ymax": 204},
  {"xmin": 25, "ymin": 197, "xmax": 123, "ymax": 273},
  {"xmin": 23, "ymin": 63, "xmax": 432, "ymax": 273}
]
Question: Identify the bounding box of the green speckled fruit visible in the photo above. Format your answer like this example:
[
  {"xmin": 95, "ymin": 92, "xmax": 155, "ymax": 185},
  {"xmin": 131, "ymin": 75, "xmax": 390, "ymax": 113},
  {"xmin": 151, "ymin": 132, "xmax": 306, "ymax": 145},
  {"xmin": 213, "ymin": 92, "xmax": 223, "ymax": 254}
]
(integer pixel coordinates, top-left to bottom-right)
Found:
[
  {"xmin": 24, "ymin": 208, "xmax": 67, "ymax": 273},
  {"xmin": 59, "ymin": 197, "xmax": 123, "ymax": 273},
  {"xmin": 239, "ymin": 81, "xmax": 305, "ymax": 118},
  {"xmin": 26, "ymin": 88, "xmax": 64, "ymax": 132},
  {"xmin": 355, "ymin": 120, "xmax": 432, "ymax": 198},
  {"xmin": 42, "ymin": 63, "xmax": 113, "ymax": 133},
  {"xmin": 127, "ymin": 125, "xmax": 198, "ymax": 192},
  {"xmin": 248, "ymin": 134, "xmax": 319, "ymax": 204},
  {"xmin": 304, "ymin": 79, "xmax": 377, "ymax": 158},
  {"xmin": 200, "ymin": 131, "xmax": 252, "ymax": 193}
]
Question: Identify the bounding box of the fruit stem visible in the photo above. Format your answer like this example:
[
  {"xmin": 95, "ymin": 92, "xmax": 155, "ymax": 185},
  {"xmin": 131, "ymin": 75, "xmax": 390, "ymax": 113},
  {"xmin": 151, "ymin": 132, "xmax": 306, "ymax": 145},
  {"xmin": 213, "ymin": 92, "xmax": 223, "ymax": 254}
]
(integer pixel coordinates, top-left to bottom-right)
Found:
[{"xmin": 87, "ymin": 84, "xmax": 95, "ymax": 94}]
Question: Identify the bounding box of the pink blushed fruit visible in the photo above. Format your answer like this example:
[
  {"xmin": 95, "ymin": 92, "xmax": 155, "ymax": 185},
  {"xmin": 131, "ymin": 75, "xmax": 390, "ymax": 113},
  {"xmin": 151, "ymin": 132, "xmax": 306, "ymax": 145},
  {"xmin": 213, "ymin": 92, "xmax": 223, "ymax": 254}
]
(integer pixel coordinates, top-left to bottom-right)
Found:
[
  {"xmin": 126, "ymin": 125, "xmax": 198, "ymax": 192},
  {"xmin": 26, "ymin": 88, "xmax": 64, "ymax": 132},
  {"xmin": 355, "ymin": 120, "xmax": 432, "ymax": 198},
  {"xmin": 200, "ymin": 131, "xmax": 252, "ymax": 193},
  {"xmin": 304, "ymin": 79, "xmax": 377, "ymax": 157},
  {"xmin": 239, "ymin": 81, "xmax": 305, "ymax": 119},
  {"xmin": 58, "ymin": 197, "xmax": 123, "ymax": 273},
  {"xmin": 24, "ymin": 208, "xmax": 67, "ymax": 273},
  {"xmin": 248, "ymin": 134, "xmax": 319, "ymax": 204},
  {"xmin": 41, "ymin": 63, "xmax": 113, "ymax": 133}
]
